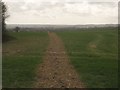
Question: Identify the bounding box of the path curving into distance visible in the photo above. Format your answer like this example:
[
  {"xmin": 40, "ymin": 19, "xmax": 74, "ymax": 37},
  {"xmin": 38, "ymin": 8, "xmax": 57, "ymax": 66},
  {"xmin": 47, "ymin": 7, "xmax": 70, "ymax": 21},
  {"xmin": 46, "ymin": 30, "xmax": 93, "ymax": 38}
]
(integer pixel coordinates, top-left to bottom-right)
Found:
[{"xmin": 35, "ymin": 32, "xmax": 84, "ymax": 88}]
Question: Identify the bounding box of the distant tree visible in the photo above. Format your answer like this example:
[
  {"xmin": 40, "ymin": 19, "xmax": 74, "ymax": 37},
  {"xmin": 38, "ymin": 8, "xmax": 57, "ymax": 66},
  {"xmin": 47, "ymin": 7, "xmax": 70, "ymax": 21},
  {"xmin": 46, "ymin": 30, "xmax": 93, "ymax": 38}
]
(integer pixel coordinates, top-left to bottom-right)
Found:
[{"xmin": 15, "ymin": 27, "xmax": 20, "ymax": 32}]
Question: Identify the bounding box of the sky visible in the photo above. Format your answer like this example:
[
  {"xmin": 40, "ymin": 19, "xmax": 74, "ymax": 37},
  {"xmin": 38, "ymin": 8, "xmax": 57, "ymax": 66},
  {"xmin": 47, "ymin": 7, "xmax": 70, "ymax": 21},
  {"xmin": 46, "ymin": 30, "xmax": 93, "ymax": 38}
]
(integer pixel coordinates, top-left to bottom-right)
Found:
[{"xmin": 2, "ymin": 0, "xmax": 119, "ymax": 25}]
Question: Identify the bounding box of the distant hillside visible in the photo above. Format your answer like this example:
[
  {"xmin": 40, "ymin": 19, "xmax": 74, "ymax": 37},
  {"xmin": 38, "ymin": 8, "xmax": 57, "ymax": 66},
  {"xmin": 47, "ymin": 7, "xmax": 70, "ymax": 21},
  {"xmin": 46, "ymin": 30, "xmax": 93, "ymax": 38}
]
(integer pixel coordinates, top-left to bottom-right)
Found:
[
  {"xmin": 6, "ymin": 24, "xmax": 118, "ymax": 31},
  {"xmin": 7, "ymin": 24, "xmax": 117, "ymax": 28}
]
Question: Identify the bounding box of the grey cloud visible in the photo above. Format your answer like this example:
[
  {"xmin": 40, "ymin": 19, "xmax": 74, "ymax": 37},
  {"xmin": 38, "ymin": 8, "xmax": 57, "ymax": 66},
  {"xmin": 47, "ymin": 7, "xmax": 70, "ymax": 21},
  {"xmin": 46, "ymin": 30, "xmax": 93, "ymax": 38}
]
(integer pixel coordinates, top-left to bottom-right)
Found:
[
  {"xmin": 8, "ymin": 1, "xmax": 66, "ymax": 16},
  {"xmin": 12, "ymin": 1, "xmax": 65, "ymax": 12},
  {"xmin": 89, "ymin": 2, "xmax": 117, "ymax": 7},
  {"xmin": 67, "ymin": 2, "xmax": 82, "ymax": 4},
  {"xmin": 7, "ymin": 1, "xmax": 26, "ymax": 12},
  {"xmin": 30, "ymin": 2, "xmax": 65, "ymax": 11},
  {"xmin": 4, "ymin": 0, "xmax": 117, "ymax": 24},
  {"xmin": 8, "ymin": 1, "xmax": 117, "ymax": 14},
  {"xmin": 62, "ymin": 2, "xmax": 117, "ymax": 17}
]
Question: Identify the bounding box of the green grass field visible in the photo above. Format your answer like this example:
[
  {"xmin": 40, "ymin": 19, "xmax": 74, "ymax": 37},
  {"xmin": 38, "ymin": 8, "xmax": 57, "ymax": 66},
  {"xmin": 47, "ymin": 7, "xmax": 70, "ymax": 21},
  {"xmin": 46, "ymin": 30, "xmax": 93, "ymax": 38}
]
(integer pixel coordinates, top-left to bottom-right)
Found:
[
  {"xmin": 2, "ymin": 32, "xmax": 49, "ymax": 88},
  {"xmin": 57, "ymin": 27, "xmax": 118, "ymax": 88},
  {"xmin": 3, "ymin": 27, "xmax": 118, "ymax": 88}
]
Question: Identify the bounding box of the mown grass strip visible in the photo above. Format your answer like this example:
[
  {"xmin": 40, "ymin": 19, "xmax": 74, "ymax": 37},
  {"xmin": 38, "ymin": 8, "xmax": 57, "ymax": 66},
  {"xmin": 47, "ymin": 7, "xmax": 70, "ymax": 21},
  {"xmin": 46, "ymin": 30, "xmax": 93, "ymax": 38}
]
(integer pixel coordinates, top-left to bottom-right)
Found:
[{"xmin": 57, "ymin": 27, "xmax": 118, "ymax": 88}]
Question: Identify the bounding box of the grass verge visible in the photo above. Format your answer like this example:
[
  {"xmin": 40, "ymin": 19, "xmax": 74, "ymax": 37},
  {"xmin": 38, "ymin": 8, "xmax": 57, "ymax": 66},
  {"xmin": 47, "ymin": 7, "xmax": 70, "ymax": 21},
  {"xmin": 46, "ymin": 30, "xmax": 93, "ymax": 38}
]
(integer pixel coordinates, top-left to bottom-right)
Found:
[{"xmin": 3, "ymin": 31, "xmax": 49, "ymax": 88}]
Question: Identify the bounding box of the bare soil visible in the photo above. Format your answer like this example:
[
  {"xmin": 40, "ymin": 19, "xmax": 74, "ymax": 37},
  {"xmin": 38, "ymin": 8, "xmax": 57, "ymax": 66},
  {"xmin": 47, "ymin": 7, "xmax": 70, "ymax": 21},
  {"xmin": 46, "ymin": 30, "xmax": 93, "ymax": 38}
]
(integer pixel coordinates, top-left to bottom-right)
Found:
[{"xmin": 35, "ymin": 32, "xmax": 84, "ymax": 88}]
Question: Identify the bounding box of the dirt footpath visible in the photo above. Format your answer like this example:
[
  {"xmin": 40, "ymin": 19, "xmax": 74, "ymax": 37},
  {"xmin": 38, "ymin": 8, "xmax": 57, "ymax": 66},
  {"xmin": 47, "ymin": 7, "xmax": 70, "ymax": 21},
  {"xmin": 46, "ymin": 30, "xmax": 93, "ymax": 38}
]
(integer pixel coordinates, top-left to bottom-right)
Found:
[{"xmin": 35, "ymin": 32, "xmax": 84, "ymax": 88}]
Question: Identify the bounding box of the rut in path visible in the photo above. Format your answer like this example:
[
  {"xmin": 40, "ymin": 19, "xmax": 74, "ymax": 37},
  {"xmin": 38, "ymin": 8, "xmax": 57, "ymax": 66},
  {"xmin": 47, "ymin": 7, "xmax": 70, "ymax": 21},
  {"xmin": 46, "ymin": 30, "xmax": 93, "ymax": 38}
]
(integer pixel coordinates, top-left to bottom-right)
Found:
[{"xmin": 35, "ymin": 32, "xmax": 84, "ymax": 88}]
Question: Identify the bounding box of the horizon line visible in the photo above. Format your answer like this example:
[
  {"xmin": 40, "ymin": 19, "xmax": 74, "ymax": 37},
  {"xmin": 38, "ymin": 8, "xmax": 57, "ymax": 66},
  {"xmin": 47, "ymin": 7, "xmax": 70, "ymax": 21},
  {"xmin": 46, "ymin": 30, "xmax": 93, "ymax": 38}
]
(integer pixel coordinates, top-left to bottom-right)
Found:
[{"xmin": 6, "ymin": 23, "xmax": 118, "ymax": 25}]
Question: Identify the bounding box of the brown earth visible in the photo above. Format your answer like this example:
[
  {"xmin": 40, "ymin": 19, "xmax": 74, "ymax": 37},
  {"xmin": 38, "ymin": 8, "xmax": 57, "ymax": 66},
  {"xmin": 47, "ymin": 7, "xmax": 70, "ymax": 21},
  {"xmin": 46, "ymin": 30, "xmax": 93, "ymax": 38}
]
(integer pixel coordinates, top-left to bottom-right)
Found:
[{"xmin": 35, "ymin": 32, "xmax": 84, "ymax": 88}]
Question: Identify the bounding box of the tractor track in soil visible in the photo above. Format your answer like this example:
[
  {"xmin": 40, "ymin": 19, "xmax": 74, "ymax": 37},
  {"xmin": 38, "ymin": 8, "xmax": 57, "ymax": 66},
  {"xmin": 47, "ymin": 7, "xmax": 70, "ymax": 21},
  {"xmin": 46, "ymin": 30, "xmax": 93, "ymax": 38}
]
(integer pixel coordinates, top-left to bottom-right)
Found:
[{"xmin": 35, "ymin": 32, "xmax": 84, "ymax": 88}]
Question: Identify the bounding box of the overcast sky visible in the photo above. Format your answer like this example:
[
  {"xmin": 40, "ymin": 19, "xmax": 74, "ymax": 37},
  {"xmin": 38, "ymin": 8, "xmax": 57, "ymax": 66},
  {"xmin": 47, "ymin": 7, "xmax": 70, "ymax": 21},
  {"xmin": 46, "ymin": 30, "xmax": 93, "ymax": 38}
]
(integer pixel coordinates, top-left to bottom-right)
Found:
[{"xmin": 2, "ymin": 0, "xmax": 119, "ymax": 25}]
